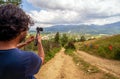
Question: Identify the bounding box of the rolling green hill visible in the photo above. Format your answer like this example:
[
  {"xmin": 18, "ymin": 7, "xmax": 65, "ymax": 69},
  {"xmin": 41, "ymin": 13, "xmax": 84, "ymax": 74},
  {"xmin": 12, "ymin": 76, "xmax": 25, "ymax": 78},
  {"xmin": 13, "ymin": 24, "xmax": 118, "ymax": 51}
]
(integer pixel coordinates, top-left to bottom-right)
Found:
[{"xmin": 78, "ymin": 34, "xmax": 120, "ymax": 60}]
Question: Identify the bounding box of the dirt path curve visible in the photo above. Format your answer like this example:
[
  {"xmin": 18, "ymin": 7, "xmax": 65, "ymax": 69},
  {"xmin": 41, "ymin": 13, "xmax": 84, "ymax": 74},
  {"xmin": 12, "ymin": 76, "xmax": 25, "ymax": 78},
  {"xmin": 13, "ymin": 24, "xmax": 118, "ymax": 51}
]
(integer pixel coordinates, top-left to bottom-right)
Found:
[
  {"xmin": 77, "ymin": 50, "xmax": 120, "ymax": 78},
  {"xmin": 35, "ymin": 48, "xmax": 82, "ymax": 79}
]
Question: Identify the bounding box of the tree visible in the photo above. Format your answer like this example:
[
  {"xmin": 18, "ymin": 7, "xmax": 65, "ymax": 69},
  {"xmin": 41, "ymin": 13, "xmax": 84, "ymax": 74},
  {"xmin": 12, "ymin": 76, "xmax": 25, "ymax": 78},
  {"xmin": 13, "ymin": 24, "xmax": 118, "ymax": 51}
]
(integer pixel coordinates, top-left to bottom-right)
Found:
[
  {"xmin": 0, "ymin": 0, "xmax": 22, "ymax": 6},
  {"xmin": 65, "ymin": 41, "xmax": 75, "ymax": 50},
  {"xmin": 54, "ymin": 32, "xmax": 60, "ymax": 43},
  {"xmin": 61, "ymin": 34, "xmax": 68, "ymax": 46},
  {"xmin": 80, "ymin": 35, "xmax": 86, "ymax": 42}
]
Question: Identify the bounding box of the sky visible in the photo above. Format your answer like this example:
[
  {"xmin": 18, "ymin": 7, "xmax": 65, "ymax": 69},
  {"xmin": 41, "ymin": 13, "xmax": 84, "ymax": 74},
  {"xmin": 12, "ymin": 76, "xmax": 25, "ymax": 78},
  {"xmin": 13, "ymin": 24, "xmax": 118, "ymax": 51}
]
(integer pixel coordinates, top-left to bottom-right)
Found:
[{"xmin": 22, "ymin": 0, "xmax": 120, "ymax": 28}]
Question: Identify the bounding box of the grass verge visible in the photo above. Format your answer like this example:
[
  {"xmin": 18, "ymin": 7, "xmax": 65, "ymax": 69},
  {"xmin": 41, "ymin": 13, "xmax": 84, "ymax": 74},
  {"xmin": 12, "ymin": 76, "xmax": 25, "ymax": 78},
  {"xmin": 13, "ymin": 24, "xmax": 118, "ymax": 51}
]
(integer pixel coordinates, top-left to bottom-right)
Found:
[{"xmin": 44, "ymin": 47, "xmax": 61, "ymax": 63}]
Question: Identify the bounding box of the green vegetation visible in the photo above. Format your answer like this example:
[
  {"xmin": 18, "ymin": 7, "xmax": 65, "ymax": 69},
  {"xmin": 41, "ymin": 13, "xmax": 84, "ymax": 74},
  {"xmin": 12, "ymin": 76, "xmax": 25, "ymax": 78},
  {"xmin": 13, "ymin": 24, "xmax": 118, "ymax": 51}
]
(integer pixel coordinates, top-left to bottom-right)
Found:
[
  {"xmin": 80, "ymin": 35, "xmax": 86, "ymax": 42},
  {"xmin": 42, "ymin": 40, "xmax": 61, "ymax": 63},
  {"xmin": 64, "ymin": 38, "xmax": 76, "ymax": 55},
  {"xmin": 78, "ymin": 34, "xmax": 120, "ymax": 60},
  {"xmin": 61, "ymin": 34, "xmax": 68, "ymax": 47},
  {"xmin": 54, "ymin": 32, "xmax": 60, "ymax": 43},
  {"xmin": 0, "ymin": 0, "xmax": 22, "ymax": 5},
  {"xmin": 44, "ymin": 47, "xmax": 61, "ymax": 63}
]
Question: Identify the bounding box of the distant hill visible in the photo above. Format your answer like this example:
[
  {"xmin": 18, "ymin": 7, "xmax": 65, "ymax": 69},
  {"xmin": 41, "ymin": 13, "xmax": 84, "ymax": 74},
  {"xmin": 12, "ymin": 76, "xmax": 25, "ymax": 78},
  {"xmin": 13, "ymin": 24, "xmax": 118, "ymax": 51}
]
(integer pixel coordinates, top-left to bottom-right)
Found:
[{"xmin": 30, "ymin": 22, "xmax": 120, "ymax": 34}]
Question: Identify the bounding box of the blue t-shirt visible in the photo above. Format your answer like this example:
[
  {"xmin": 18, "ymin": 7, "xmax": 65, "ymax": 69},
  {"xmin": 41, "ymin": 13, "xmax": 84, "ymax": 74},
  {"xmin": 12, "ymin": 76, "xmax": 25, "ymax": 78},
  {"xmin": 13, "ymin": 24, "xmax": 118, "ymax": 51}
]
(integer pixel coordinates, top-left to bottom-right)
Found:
[{"xmin": 0, "ymin": 48, "xmax": 42, "ymax": 79}]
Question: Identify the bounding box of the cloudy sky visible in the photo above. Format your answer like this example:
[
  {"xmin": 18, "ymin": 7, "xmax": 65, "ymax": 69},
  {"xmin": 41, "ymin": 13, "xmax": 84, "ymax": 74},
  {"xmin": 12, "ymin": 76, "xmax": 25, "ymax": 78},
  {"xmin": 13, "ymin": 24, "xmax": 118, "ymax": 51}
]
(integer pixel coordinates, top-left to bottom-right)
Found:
[{"xmin": 22, "ymin": 0, "xmax": 120, "ymax": 28}]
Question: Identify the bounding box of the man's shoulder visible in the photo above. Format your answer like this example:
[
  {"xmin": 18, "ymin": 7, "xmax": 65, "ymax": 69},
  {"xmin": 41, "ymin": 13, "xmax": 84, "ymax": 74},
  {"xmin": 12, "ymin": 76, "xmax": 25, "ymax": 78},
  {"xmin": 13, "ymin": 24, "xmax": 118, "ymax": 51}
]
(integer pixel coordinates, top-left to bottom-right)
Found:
[
  {"xmin": 20, "ymin": 50, "xmax": 38, "ymax": 58},
  {"xmin": 19, "ymin": 50, "xmax": 42, "ymax": 75},
  {"xmin": 6, "ymin": 48, "xmax": 41, "ymax": 62},
  {"xmin": 19, "ymin": 49, "xmax": 41, "ymax": 62}
]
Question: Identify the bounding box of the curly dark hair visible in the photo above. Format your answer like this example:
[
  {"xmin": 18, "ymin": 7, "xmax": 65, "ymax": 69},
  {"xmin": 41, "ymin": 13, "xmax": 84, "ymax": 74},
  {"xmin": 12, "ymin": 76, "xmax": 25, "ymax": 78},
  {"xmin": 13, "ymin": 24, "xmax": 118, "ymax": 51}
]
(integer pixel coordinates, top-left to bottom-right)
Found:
[{"xmin": 0, "ymin": 4, "xmax": 32, "ymax": 41}]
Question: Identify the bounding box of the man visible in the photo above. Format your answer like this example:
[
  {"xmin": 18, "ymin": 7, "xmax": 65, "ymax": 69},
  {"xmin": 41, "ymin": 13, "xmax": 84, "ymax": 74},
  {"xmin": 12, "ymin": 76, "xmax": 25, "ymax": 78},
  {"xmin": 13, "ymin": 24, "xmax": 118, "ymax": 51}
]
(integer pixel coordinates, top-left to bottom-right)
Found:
[{"xmin": 0, "ymin": 4, "xmax": 44, "ymax": 79}]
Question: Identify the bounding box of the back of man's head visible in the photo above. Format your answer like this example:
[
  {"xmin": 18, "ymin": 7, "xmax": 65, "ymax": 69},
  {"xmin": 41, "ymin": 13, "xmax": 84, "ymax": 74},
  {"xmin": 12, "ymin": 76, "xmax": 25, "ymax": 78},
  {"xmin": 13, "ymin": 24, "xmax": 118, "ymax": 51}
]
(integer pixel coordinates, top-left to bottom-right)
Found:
[{"xmin": 0, "ymin": 4, "xmax": 31, "ymax": 41}]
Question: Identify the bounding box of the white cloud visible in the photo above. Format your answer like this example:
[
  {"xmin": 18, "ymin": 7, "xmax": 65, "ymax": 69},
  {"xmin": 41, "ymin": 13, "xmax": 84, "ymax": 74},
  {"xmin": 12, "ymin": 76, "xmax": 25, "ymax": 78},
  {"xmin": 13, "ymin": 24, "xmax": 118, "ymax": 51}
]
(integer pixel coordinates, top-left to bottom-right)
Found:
[
  {"xmin": 84, "ymin": 16, "xmax": 120, "ymax": 25},
  {"xmin": 29, "ymin": 10, "xmax": 81, "ymax": 24},
  {"xmin": 27, "ymin": 0, "xmax": 120, "ymax": 27}
]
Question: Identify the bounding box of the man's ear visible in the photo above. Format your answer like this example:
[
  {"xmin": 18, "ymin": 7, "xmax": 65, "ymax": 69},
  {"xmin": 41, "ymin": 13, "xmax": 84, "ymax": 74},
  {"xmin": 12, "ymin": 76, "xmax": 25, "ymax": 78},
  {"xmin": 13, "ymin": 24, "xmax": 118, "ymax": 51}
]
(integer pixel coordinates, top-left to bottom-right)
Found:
[
  {"xmin": 18, "ymin": 31, "xmax": 28, "ymax": 43},
  {"xmin": 20, "ymin": 31, "xmax": 28, "ymax": 36}
]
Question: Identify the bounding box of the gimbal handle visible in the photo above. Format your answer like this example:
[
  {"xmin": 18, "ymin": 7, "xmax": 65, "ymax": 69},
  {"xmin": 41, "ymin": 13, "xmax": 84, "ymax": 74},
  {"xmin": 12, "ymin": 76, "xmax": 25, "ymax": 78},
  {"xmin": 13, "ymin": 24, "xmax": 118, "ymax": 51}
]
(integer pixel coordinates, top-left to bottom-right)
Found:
[{"xmin": 34, "ymin": 29, "xmax": 40, "ymax": 46}]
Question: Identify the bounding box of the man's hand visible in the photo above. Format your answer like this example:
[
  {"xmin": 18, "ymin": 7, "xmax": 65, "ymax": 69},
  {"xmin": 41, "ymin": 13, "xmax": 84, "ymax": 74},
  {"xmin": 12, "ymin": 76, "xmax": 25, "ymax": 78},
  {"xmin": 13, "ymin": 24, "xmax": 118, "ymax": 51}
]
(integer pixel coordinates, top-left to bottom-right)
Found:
[{"xmin": 37, "ymin": 34, "xmax": 42, "ymax": 44}]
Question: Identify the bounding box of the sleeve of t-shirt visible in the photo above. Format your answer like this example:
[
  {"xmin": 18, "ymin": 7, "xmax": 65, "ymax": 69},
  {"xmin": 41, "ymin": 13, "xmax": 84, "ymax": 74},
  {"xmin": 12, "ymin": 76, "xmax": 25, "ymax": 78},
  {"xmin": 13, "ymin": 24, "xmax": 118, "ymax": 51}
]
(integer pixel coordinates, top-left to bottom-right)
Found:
[{"xmin": 25, "ymin": 52, "xmax": 42, "ymax": 76}]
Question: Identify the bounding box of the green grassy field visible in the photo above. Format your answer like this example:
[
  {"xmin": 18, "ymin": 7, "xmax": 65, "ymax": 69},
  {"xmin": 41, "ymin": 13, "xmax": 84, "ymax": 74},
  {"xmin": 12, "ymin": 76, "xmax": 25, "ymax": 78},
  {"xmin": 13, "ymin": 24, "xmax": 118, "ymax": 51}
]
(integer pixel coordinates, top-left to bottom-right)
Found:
[{"xmin": 77, "ymin": 34, "xmax": 120, "ymax": 60}]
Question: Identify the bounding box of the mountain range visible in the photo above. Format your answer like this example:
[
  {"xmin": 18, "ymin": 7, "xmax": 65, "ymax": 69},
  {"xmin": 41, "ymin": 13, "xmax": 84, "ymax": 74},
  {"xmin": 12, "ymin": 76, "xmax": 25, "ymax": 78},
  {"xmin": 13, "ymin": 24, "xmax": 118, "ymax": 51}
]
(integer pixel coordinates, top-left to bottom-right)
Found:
[{"xmin": 30, "ymin": 22, "xmax": 120, "ymax": 35}]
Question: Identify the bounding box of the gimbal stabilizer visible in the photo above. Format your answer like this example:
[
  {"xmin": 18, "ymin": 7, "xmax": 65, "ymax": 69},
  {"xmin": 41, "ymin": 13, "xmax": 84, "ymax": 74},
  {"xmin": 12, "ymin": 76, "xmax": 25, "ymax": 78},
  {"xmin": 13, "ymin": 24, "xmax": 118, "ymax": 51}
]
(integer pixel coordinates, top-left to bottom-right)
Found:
[{"xmin": 34, "ymin": 27, "xmax": 43, "ymax": 46}]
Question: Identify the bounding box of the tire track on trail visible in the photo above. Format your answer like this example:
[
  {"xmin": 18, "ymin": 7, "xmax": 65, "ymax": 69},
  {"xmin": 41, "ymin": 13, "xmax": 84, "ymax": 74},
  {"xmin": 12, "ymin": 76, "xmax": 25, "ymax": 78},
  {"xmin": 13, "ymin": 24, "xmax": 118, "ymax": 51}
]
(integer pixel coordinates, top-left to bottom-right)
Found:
[
  {"xmin": 76, "ymin": 50, "xmax": 120, "ymax": 78},
  {"xmin": 56, "ymin": 51, "xmax": 82, "ymax": 79}
]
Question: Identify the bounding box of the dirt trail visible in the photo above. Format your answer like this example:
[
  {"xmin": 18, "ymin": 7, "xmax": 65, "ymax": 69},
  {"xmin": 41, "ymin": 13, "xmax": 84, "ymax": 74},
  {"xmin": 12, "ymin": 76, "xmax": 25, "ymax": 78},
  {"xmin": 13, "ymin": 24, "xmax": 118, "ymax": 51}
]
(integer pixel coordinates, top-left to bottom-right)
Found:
[
  {"xmin": 35, "ymin": 49, "xmax": 101, "ymax": 79},
  {"xmin": 77, "ymin": 50, "xmax": 120, "ymax": 78},
  {"xmin": 35, "ymin": 49, "xmax": 120, "ymax": 79},
  {"xmin": 35, "ymin": 48, "xmax": 81, "ymax": 79}
]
